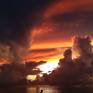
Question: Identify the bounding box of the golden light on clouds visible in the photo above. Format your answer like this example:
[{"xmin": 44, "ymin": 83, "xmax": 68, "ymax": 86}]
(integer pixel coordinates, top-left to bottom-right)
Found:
[
  {"xmin": 0, "ymin": 59, "xmax": 9, "ymax": 65},
  {"xmin": 91, "ymin": 40, "xmax": 93, "ymax": 45},
  {"xmin": 25, "ymin": 0, "xmax": 93, "ymax": 64},
  {"xmin": 31, "ymin": 41, "xmax": 72, "ymax": 49},
  {"xmin": 30, "ymin": 20, "xmax": 57, "ymax": 47},
  {"xmin": 0, "ymin": 0, "xmax": 93, "ymax": 66},
  {"xmin": 26, "ymin": 75, "xmax": 36, "ymax": 81}
]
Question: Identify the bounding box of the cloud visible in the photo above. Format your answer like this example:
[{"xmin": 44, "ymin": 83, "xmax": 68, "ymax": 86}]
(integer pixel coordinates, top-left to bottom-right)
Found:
[
  {"xmin": 0, "ymin": 0, "xmax": 93, "ymax": 63},
  {"xmin": 0, "ymin": 0, "xmax": 55, "ymax": 64},
  {"xmin": 31, "ymin": 5, "xmax": 93, "ymax": 49},
  {"xmin": 25, "ymin": 48, "xmax": 58, "ymax": 61},
  {"xmin": 24, "ymin": 47, "xmax": 69, "ymax": 61},
  {"xmin": 0, "ymin": 0, "xmax": 53, "ymax": 48},
  {"xmin": 43, "ymin": 0, "xmax": 93, "ymax": 18}
]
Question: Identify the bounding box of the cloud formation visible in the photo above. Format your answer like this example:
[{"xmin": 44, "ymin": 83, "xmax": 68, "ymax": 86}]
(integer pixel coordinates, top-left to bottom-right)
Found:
[
  {"xmin": 43, "ymin": 0, "xmax": 93, "ymax": 18},
  {"xmin": 0, "ymin": 0, "xmax": 93, "ymax": 63},
  {"xmin": 25, "ymin": 48, "xmax": 69, "ymax": 62},
  {"xmin": 31, "ymin": 0, "xmax": 93, "ymax": 49}
]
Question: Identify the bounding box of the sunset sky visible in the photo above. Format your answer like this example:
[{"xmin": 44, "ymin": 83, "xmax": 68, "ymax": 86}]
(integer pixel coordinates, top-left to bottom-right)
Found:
[
  {"xmin": 0, "ymin": 0, "xmax": 93, "ymax": 63},
  {"xmin": 29, "ymin": 0, "xmax": 93, "ymax": 62}
]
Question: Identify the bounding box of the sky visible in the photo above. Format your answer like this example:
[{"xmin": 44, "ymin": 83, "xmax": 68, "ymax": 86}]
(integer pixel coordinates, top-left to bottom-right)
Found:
[{"xmin": 0, "ymin": 0, "xmax": 93, "ymax": 63}]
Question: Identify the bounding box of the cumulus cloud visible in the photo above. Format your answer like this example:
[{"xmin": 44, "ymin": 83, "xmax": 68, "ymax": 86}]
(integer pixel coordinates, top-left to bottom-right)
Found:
[{"xmin": 72, "ymin": 36, "xmax": 92, "ymax": 58}]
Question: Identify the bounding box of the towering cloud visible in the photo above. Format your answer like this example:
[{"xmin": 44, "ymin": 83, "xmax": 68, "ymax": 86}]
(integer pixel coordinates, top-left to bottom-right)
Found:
[
  {"xmin": 72, "ymin": 36, "xmax": 93, "ymax": 68},
  {"xmin": 72, "ymin": 36, "xmax": 92, "ymax": 58},
  {"xmin": 0, "ymin": 0, "xmax": 54, "ymax": 64}
]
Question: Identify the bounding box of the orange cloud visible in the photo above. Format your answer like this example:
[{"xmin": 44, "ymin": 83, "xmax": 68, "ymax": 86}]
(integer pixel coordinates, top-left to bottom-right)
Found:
[
  {"xmin": 30, "ymin": 20, "xmax": 57, "ymax": 44},
  {"xmin": 32, "ymin": 21, "xmax": 55, "ymax": 35},
  {"xmin": 24, "ymin": 47, "xmax": 69, "ymax": 62},
  {"xmin": 27, "ymin": 0, "xmax": 93, "ymax": 63},
  {"xmin": 0, "ymin": 58, "xmax": 9, "ymax": 65},
  {"xmin": 43, "ymin": 0, "xmax": 93, "ymax": 18},
  {"xmin": 31, "ymin": 40, "xmax": 72, "ymax": 49},
  {"xmin": 30, "ymin": 15, "xmax": 92, "ymax": 49}
]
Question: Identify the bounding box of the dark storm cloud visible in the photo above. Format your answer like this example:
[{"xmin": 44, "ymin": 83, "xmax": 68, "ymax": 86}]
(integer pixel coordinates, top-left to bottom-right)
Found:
[
  {"xmin": 42, "ymin": 0, "xmax": 93, "ymax": 37},
  {"xmin": 0, "ymin": 0, "xmax": 54, "ymax": 47},
  {"xmin": 43, "ymin": 0, "xmax": 93, "ymax": 18},
  {"xmin": 52, "ymin": 11, "xmax": 93, "ymax": 34}
]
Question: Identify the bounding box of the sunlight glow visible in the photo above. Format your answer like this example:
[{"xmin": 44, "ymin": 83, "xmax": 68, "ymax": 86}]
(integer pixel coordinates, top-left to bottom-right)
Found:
[
  {"xmin": 26, "ymin": 75, "xmax": 36, "ymax": 81},
  {"xmin": 37, "ymin": 60, "xmax": 59, "ymax": 73}
]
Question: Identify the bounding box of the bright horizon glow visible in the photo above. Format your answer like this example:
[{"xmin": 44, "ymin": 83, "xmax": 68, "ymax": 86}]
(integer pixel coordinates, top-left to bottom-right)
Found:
[
  {"xmin": 26, "ymin": 75, "xmax": 36, "ymax": 81},
  {"xmin": 91, "ymin": 40, "xmax": 93, "ymax": 46},
  {"xmin": 31, "ymin": 41, "xmax": 72, "ymax": 49},
  {"xmin": 37, "ymin": 60, "xmax": 59, "ymax": 73}
]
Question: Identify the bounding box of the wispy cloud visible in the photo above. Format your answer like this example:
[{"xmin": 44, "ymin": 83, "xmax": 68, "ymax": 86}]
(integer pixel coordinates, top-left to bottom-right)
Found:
[
  {"xmin": 25, "ymin": 48, "xmax": 68, "ymax": 62},
  {"xmin": 43, "ymin": 0, "xmax": 93, "ymax": 18}
]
